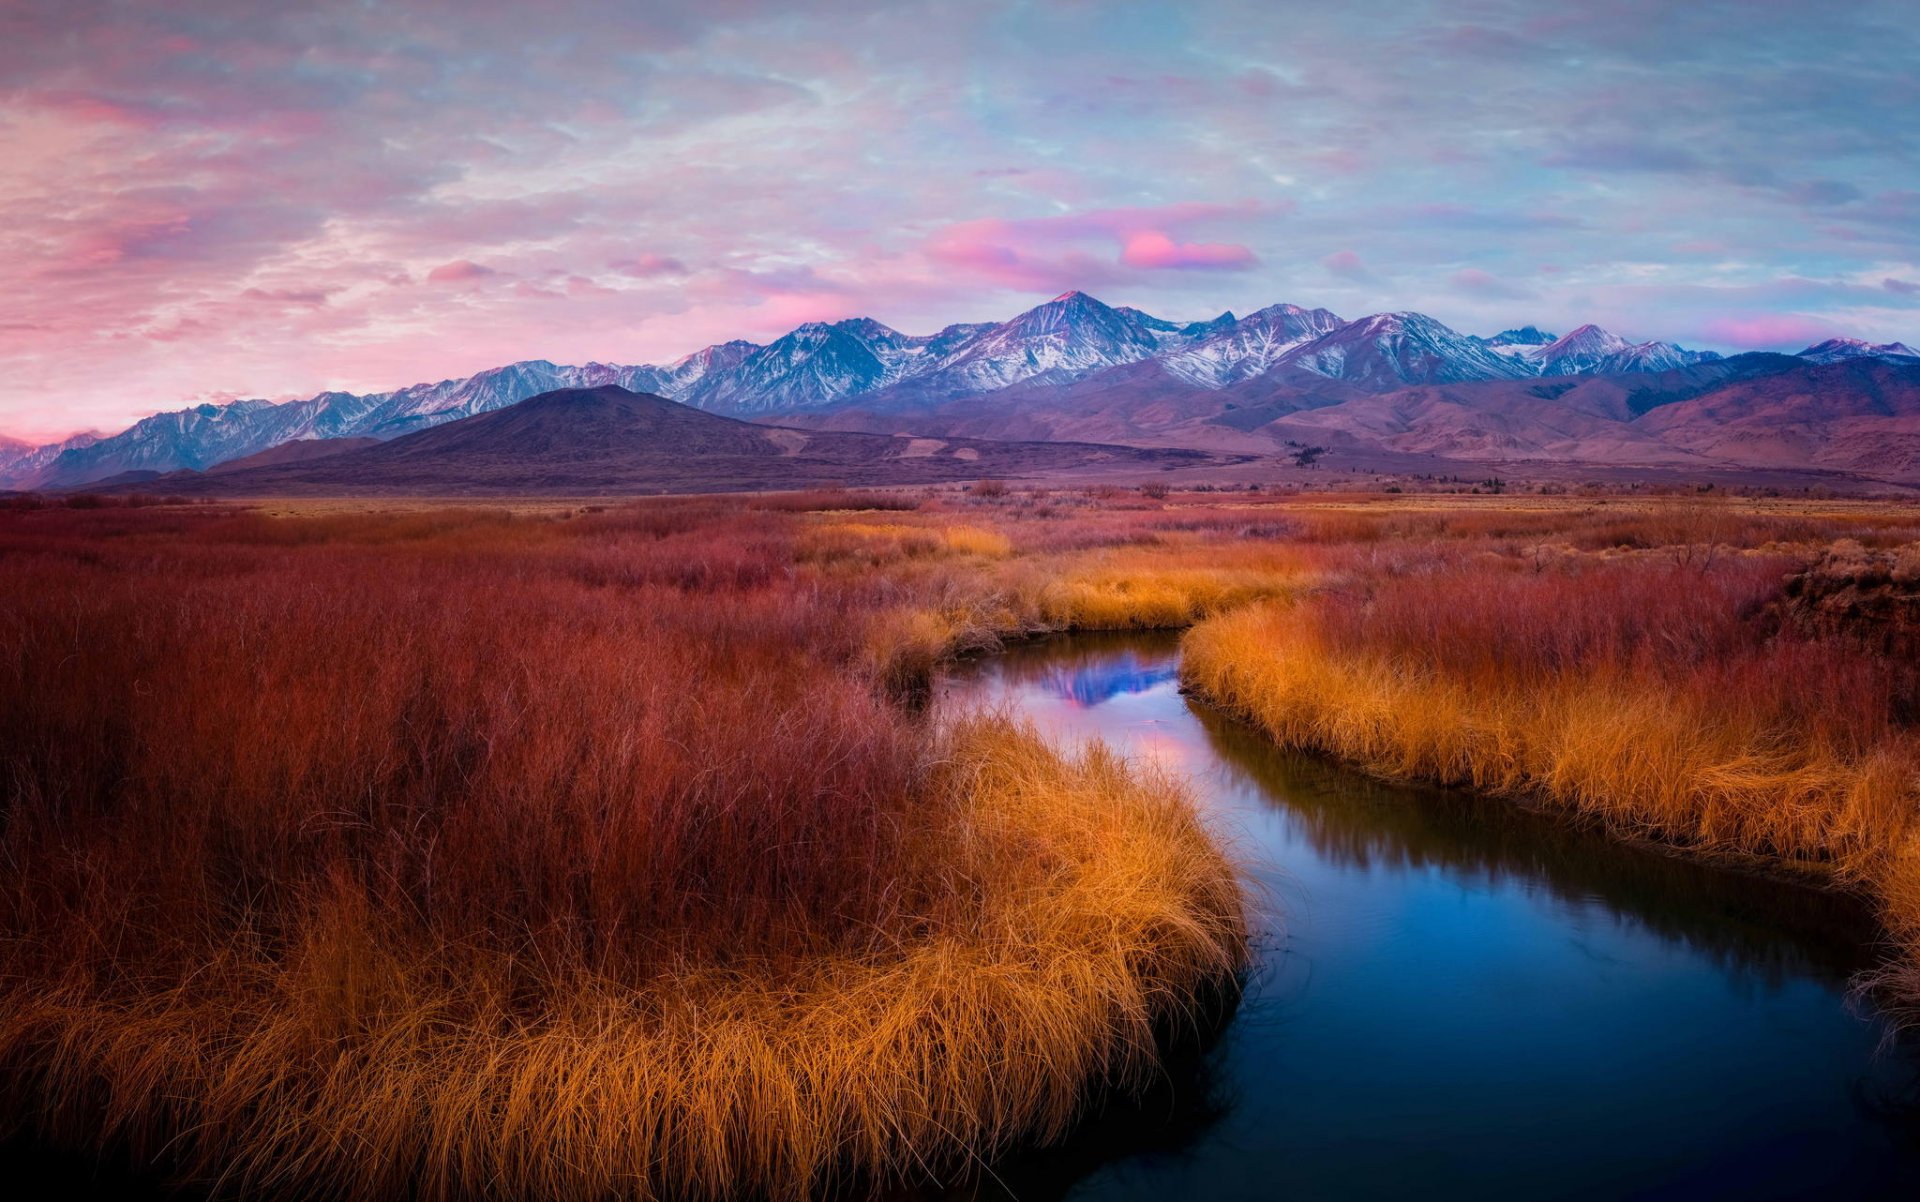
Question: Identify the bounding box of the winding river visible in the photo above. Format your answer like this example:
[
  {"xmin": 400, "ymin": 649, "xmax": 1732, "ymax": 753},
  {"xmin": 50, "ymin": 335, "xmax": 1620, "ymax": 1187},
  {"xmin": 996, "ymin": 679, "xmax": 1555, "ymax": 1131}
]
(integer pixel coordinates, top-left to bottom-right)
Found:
[{"xmin": 938, "ymin": 632, "xmax": 1920, "ymax": 1201}]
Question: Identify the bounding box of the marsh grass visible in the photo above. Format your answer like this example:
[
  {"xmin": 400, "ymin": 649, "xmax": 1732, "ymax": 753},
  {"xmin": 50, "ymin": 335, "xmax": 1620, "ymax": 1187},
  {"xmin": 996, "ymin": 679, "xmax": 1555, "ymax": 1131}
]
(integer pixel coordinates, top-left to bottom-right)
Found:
[
  {"xmin": 1181, "ymin": 543, "xmax": 1920, "ymax": 1001},
  {"xmin": 0, "ymin": 503, "xmax": 1246, "ymax": 1200},
  {"xmin": 8, "ymin": 488, "xmax": 1920, "ymax": 1197}
]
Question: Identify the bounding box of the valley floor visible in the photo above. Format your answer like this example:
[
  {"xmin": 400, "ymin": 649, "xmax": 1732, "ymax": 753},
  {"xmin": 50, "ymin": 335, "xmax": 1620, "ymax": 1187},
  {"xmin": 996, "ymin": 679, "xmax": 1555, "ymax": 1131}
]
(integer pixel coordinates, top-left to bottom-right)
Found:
[{"xmin": 3, "ymin": 485, "xmax": 1919, "ymax": 1196}]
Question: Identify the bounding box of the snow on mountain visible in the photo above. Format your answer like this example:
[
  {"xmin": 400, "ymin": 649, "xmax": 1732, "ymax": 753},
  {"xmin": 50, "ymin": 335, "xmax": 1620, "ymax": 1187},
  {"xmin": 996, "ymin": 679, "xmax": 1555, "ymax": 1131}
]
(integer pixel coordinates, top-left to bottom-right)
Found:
[
  {"xmin": 674, "ymin": 321, "xmax": 904, "ymax": 414},
  {"xmin": 1798, "ymin": 338, "xmax": 1920, "ymax": 365},
  {"xmin": 904, "ymin": 291, "xmax": 1169, "ymax": 397},
  {"xmin": 1530, "ymin": 324, "xmax": 1718, "ymax": 376},
  {"xmin": 0, "ymin": 431, "xmax": 102, "ymax": 486},
  {"xmin": 1281, "ymin": 311, "xmax": 1536, "ymax": 388},
  {"xmin": 1159, "ymin": 303, "xmax": 1346, "ymax": 386},
  {"xmin": 10, "ymin": 360, "xmax": 667, "ymax": 489},
  {"xmin": 1596, "ymin": 340, "xmax": 1722, "ymax": 375},
  {"xmin": 660, "ymin": 340, "xmax": 761, "ymax": 393},
  {"xmin": 1484, "ymin": 326, "xmax": 1559, "ymax": 361},
  {"xmin": 705, "ymin": 291, "xmax": 1183, "ymax": 412},
  {"xmin": 1115, "ymin": 305, "xmax": 1210, "ymax": 348},
  {"xmin": 1489, "ymin": 326, "xmax": 1558, "ymax": 347},
  {"xmin": 0, "ymin": 290, "xmax": 1867, "ymax": 488}
]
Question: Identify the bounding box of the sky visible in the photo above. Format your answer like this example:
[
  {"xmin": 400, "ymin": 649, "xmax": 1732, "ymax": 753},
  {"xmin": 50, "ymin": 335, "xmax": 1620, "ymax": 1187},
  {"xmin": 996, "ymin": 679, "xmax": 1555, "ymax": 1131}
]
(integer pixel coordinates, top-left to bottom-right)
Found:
[{"xmin": 2, "ymin": 0, "xmax": 1917, "ymax": 442}]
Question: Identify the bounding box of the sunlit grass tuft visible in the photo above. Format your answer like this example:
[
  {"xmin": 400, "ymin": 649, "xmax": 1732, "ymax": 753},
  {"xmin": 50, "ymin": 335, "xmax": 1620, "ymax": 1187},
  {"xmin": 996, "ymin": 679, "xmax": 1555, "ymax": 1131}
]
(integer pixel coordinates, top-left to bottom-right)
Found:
[
  {"xmin": 1182, "ymin": 552, "xmax": 1920, "ymax": 999},
  {"xmin": 0, "ymin": 503, "xmax": 1247, "ymax": 1199}
]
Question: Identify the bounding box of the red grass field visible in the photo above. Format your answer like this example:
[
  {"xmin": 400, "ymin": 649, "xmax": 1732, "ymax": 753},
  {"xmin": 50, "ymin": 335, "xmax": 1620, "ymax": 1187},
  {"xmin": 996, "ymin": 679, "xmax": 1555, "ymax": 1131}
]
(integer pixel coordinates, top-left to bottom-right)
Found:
[{"xmin": 3, "ymin": 487, "xmax": 1919, "ymax": 1196}]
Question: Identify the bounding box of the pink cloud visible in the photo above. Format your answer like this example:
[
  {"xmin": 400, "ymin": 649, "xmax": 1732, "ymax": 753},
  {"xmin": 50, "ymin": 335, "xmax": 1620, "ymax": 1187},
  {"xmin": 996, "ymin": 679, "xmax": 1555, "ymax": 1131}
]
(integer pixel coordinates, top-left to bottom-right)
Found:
[
  {"xmin": 1450, "ymin": 267, "xmax": 1531, "ymax": 300},
  {"xmin": 1323, "ymin": 249, "xmax": 1372, "ymax": 280},
  {"xmin": 1696, "ymin": 314, "xmax": 1841, "ymax": 349},
  {"xmin": 925, "ymin": 234, "xmax": 1119, "ymax": 292},
  {"xmin": 240, "ymin": 286, "xmax": 331, "ymax": 306},
  {"xmin": 610, "ymin": 253, "xmax": 688, "ymax": 278},
  {"xmin": 926, "ymin": 201, "xmax": 1268, "ymax": 289},
  {"xmin": 426, "ymin": 260, "xmax": 496, "ymax": 284},
  {"xmin": 1119, "ymin": 231, "xmax": 1255, "ymax": 270}
]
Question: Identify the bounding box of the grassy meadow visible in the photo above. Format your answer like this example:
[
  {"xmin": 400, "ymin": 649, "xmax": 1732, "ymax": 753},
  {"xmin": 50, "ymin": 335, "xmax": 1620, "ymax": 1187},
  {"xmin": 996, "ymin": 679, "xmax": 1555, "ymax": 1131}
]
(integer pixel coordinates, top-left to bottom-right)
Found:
[{"xmin": 3, "ymin": 484, "xmax": 1920, "ymax": 1196}]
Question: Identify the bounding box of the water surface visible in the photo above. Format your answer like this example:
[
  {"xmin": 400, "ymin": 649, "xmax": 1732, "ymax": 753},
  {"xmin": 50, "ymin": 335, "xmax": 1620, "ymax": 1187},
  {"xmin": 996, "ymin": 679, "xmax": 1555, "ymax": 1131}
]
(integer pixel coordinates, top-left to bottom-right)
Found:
[{"xmin": 940, "ymin": 632, "xmax": 1920, "ymax": 1201}]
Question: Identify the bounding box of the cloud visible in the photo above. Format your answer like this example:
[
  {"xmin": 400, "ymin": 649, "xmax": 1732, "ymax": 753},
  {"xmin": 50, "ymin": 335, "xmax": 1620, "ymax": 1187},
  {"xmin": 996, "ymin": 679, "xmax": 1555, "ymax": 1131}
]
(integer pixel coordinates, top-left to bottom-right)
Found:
[
  {"xmin": 425, "ymin": 260, "xmax": 496, "ymax": 283},
  {"xmin": 1887, "ymin": 277, "xmax": 1920, "ymax": 296},
  {"xmin": 1696, "ymin": 313, "xmax": 1841, "ymax": 350},
  {"xmin": 1322, "ymin": 250, "xmax": 1373, "ymax": 281},
  {"xmin": 1449, "ymin": 268, "xmax": 1532, "ymax": 301},
  {"xmin": 925, "ymin": 228, "xmax": 1120, "ymax": 292},
  {"xmin": 926, "ymin": 201, "xmax": 1267, "ymax": 290},
  {"xmin": 1404, "ymin": 204, "xmax": 1582, "ymax": 232},
  {"xmin": 239, "ymin": 286, "xmax": 331, "ymax": 306},
  {"xmin": 1119, "ymin": 231, "xmax": 1255, "ymax": 270},
  {"xmin": 2, "ymin": 0, "xmax": 1917, "ymax": 439},
  {"xmin": 610, "ymin": 253, "xmax": 688, "ymax": 278}
]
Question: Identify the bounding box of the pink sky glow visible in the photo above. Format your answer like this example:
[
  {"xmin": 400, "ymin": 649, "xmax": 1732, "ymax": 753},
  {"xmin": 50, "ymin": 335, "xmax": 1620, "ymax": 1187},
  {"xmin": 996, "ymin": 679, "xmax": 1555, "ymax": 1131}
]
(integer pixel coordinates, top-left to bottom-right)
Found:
[{"xmin": 1, "ymin": 0, "xmax": 1915, "ymax": 442}]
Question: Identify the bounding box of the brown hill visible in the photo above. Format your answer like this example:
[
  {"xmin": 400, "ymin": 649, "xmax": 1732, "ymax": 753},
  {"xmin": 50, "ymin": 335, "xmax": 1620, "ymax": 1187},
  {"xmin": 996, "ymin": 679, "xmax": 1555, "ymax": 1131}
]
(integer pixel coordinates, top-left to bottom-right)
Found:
[
  {"xmin": 785, "ymin": 353, "xmax": 1920, "ymax": 483},
  {"xmin": 206, "ymin": 436, "xmax": 383, "ymax": 473},
  {"xmin": 149, "ymin": 386, "xmax": 1206, "ymax": 496},
  {"xmin": 1635, "ymin": 359, "xmax": 1920, "ymax": 478}
]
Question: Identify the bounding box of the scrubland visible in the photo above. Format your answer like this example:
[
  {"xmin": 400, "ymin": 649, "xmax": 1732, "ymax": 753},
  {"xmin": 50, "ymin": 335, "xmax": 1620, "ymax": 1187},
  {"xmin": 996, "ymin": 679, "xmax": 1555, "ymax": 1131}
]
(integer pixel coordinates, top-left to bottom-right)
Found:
[{"xmin": 4, "ymin": 485, "xmax": 1920, "ymax": 1197}]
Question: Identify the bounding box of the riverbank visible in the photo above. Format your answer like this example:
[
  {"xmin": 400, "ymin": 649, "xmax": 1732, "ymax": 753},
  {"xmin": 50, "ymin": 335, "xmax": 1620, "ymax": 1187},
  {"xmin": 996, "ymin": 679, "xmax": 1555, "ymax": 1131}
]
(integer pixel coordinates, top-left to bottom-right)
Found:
[
  {"xmin": 0, "ymin": 501, "xmax": 1247, "ymax": 1200},
  {"xmin": 6, "ymin": 487, "xmax": 1920, "ymax": 1197},
  {"xmin": 941, "ymin": 632, "xmax": 1920, "ymax": 1199},
  {"xmin": 1178, "ymin": 539, "xmax": 1920, "ymax": 1018}
]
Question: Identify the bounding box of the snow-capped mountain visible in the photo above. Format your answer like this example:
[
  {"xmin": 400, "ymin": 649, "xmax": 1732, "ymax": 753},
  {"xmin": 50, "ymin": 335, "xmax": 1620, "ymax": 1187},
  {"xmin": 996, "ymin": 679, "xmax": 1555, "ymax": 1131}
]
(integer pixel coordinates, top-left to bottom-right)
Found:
[
  {"xmin": 1484, "ymin": 326, "xmax": 1558, "ymax": 362},
  {"xmin": 674, "ymin": 321, "xmax": 899, "ymax": 414},
  {"xmin": 1798, "ymin": 338, "xmax": 1920, "ymax": 365},
  {"xmin": 891, "ymin": 291, "xmax": 1171, "ymax": 400},
  {"xmin": 1159, "ymin": 303, "xmax": 1346, "ymax": 386},
  {"xmin": 0, "ymin": 435, "xmax": 32, "ymax": 472},
  {"xmin": 1530, "ymin": 324, "xmax": 1719, "ymax": 377},
  {"xmin": 11, "ymin": 361, "xmax": 664, "ymax": 489},
  {"xmin": 2, "ymin": 289, "xmax": 1882, "ymax": 489},
  {"xmin": 0, "ymin": 431, "xmax": 103, "ymax": 484},
  {"xmin": 1281, "ymin": 312, "xmax": 1537, "ymax": 388}
]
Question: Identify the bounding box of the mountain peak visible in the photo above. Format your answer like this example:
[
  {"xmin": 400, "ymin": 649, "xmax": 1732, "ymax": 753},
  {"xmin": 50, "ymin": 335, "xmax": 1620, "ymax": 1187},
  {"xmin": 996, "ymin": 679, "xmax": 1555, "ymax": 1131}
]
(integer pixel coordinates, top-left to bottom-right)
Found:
[
  {"xmin": 1489, "ymin": 325, "xmax": 1557, "ymax": 346},
  {"xmin": 1530, "ymin": 323, "xmax": 1715, "ymax": 377},
  {"xmin": 1799, "ymin": 337, "xmax": 1920, "ymax": 364},
  {"xmin": 1554, "ymin": 323, "xmax": 1627, "ymax": 348},
  {"xmin": 1001, "ymin": 289, "xmax": 1133, "ymax": 337}
]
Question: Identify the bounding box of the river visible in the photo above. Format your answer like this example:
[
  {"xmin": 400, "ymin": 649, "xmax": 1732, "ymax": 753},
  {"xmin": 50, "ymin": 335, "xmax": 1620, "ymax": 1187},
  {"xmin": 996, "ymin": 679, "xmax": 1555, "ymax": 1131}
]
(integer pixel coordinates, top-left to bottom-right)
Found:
[{"xmin": 938, "ymin": 632, "xmax": 1920, "ymax": 1201}]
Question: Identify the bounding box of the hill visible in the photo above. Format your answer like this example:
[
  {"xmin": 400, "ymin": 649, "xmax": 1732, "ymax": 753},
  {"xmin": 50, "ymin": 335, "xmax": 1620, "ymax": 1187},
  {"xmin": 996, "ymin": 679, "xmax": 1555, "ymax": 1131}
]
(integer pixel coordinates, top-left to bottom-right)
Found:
[
  {"xmin": 141, "ymin": 386, "xmax": 1206, "ymax": 496},
  {"xmin": 206, "ymin": 436, "xmax": 383, "ymax": 473}
]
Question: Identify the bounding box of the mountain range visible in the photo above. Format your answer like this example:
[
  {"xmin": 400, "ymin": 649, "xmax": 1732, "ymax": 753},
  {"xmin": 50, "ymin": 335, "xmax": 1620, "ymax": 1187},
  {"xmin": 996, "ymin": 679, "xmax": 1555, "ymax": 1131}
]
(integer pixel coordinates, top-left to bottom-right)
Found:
[
  {"xmin": 3, "ymin": 291, "xmax": 1917, "ymax": 490},
  {"xmin": 118, "ymin": 386, "xmax": 1200, "ymax": 497}
]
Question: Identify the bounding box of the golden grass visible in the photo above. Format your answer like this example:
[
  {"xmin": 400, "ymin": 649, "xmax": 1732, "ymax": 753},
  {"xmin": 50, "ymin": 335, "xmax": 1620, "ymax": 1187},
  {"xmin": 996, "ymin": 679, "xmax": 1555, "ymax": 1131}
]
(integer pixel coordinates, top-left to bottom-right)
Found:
[
  {"xmin": 1038, "ymin": 564, "xmax": 1297, "ymax": 629},
  {"xmin": 1181, "ymin": 555, "xmax": 1920, "ymax": 1002},
  {"xmin": 0, "ymin": 502, "xmax": 1248, "ymax": 1199},
  {"xmin": 11, "ymin": 488, "xmax": 1920, "ymax": 1196},
  {"xmin": 1186, "ymin": 606, "xmax": 1916, "ymax": 863},
  {"xmin": 2, "ymin": 718, "xmax": 1245, "ymax": 1201}
]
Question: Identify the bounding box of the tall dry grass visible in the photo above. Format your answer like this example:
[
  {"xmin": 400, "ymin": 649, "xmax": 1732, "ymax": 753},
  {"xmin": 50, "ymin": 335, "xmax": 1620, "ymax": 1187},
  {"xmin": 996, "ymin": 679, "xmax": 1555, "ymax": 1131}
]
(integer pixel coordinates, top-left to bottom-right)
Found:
[
  {"xmin": 0, "ymin": 502, "xmax": 1246, "ymax": 1199},
  {"xmin": 1182, "ymin": 544, "xmax": 1920, "ymax": 1005}
]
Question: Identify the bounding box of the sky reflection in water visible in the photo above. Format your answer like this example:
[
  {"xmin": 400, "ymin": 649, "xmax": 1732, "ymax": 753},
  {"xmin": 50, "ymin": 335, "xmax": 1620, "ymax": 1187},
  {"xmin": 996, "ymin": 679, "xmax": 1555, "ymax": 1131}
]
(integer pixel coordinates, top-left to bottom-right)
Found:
[{"xmin": 937, "ymin": 632, "xmax": 1920, "ymax": 1202}]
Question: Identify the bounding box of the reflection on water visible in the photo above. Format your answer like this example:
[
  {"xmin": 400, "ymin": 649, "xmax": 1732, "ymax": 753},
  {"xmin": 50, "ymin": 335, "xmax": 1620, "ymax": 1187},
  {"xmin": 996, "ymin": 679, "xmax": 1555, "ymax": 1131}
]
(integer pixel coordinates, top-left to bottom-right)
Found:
[
  {"xmin": 1034, "ymin": 649, "xmax": 1181, "ymax": 708},
  {"xmin": 939, "ymin": 632, "xmax": 1920, "ymax": 1202}
]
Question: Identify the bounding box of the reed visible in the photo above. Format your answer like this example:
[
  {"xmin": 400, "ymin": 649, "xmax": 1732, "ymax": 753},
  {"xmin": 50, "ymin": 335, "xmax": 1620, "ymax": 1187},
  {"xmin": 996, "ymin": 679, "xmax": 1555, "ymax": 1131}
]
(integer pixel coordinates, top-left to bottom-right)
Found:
[
  {"xmin": 0, "ymin": 502, "xmax": 1247, "ymax": 1199},
  {"xmin": 1182, "ymin": 547, "xmax": 1920, "ymax": 995}
]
